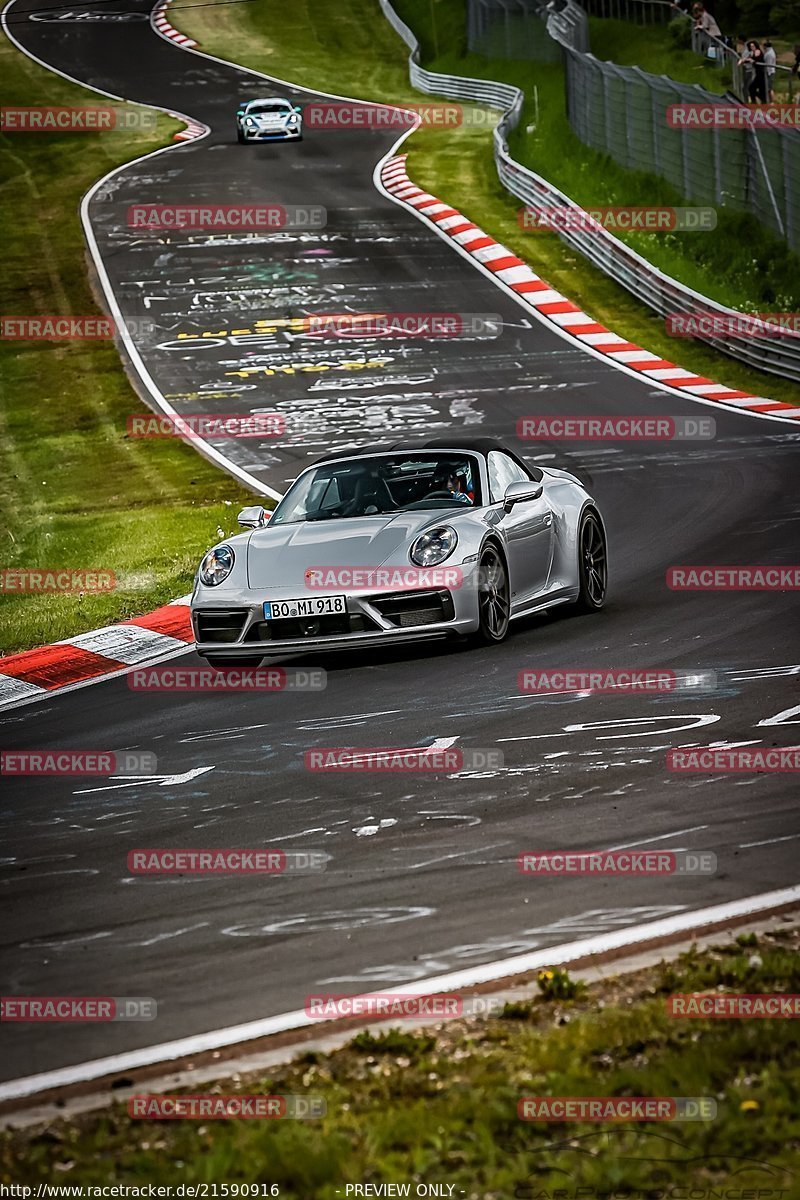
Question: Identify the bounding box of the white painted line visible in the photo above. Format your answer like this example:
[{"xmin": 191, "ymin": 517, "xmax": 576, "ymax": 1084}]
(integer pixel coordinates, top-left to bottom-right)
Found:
[
  {"xmin": 341, "ymin": 736, "xmax": 458, "ymax": 766},
  {"xmin": 739, "ymin": 833, "xmax": 800, "ymax": 849},
  {"xmin": 605, "ymin": 825, "xmax": 708, "ymax": 852},
  {"xmin": 2, "ymin": 885, "xmax": 797, "ymax": 1102}
]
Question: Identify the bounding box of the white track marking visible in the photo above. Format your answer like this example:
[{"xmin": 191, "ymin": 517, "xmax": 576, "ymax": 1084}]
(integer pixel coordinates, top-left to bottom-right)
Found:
[
  {"xmin": 758, "ymin": 704, "xmax": 800, "ymax": 726},
  {"xmin": 338, "ymin": 737, "xmax": 457, "ymax": 766},
  {"xmin": 739, "ymin": 833, "xmax": 800, "ymax": 849},
  {"xmin": 605, "ymin": 825, "xmax": 709, "ymax": 852},
  {"xmin": 1, "ymin": 885, "xmax": 798, "ymax": 1102},
  {"xmin": 73, "ymin": 766, "xmax": 214, "ymax": 794}
]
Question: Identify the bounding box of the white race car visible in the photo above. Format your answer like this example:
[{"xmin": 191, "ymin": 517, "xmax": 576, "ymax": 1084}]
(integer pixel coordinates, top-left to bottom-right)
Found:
[{"xmin": 236, "ymin": 97, "xmax": 303, "ymax": 143}]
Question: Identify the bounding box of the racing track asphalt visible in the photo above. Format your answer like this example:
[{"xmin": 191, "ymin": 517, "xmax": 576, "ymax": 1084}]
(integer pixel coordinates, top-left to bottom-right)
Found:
[{"xmin": 0, "ymin": 0, "xmax": 798, "ymax": 1086}]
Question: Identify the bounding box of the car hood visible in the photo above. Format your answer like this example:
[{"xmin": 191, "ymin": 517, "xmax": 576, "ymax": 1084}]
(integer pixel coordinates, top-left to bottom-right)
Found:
[
  {"xmin": 249, "ymin": 111, "xmax": 293, "ymax": 126},
  {"xmin": 246, "ymin": 512, "xmax": 460, "ymax": 589}
]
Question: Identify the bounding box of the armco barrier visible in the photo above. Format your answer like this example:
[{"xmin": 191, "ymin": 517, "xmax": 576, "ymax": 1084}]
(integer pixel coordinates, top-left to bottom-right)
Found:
[{"xmin": 379, "ymin": 0, "xmax": 800, "ymax": 382}]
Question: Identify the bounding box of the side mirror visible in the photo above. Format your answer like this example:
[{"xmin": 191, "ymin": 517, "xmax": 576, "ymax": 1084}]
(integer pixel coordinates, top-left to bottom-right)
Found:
[
  {"xmin": 238, "ymin": 505, "xmax": 269, "ymax": 528},
  {"xmin": 503, "ymin": 480, "xmax": 543, "ymax": 512},
  {"xmin": 294, "ymin": 106, "xmax": 302, "ymax": 113}
]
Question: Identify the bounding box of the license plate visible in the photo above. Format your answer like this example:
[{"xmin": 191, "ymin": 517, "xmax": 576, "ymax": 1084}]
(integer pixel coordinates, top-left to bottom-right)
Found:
[{"xmin": 264, "ymin": 595, "xmax": 347, "ymax": 620}]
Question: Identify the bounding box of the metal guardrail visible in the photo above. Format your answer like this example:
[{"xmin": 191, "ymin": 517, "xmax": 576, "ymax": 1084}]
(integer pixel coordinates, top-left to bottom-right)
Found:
[
  {"xmin": 379, "ymin": 0, "xmax": 800, "ymax": 382},
  {"xmin": 546, "ymin": 0, "xmax": 590, "ymax": 54}
]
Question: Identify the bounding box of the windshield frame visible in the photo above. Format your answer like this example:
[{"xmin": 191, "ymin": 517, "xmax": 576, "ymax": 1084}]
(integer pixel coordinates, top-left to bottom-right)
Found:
[
  {"xmin": 269, "ymin": 451, "xmax": 486, "ymax": 526},
  {"xmin": 247, "ymin": 101, "xmax": 293, "ymax": 115}
]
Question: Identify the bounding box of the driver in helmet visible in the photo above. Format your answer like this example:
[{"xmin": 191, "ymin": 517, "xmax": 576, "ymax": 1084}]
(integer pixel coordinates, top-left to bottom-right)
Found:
[{"xmin": 446, "ymin": 463, "xmax": 474, "ymax": 505}]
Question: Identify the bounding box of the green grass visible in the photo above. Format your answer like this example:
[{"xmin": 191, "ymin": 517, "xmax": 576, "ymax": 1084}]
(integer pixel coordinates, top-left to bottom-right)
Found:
[
  {"xmin": 588, "ymin": 17, "xmax": 731, "ymax": 92},
  {"xmin": 0, "ymin": 40, "xmax": 254, "ymax": 655},
  {"xmin": 175, "ymin": 0, "xmax": 799, "ymax": 406},
  {"xmin": 3, "ymin": 928, "xmax": 798, "ymax": 1192},
  {"xmin": 587, "ymin": 18, "xmax": 800, "ymax": 99}
]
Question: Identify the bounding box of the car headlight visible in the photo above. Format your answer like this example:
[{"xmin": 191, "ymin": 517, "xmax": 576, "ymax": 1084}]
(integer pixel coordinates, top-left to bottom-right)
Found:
[
  {"xmin": 287, "ymin": 113, "xmax": 299, "ymax": 124},
  {"xmin": 199, "ymin": 545, "xmax": 235, "ymax": 586},
  {"xmin": 410, "ymin": 526, "xmax": 458, "ymax": 567},
  {"xmin": 244, "ymin": 117, "xmax": 255, "ymax": 126}
]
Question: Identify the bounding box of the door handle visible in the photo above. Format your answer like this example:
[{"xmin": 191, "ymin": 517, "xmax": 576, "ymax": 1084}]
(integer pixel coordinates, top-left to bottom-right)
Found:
[{"xmin": 543, "ymin": 513, "xmax": 552, "ymax": 527}]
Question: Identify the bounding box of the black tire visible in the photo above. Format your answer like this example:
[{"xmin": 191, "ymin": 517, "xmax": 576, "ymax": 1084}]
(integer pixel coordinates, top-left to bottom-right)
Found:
[
  {"xmin": 202, "ymin": 655, "xmax": 263, "ymax": 669},
  {"xmin": 237, "ymin": 129, "xmax": 246, "ymax": 144},
  {"xmin": 473, "ymin": 544, "xmax": 510, "ymax": 644},
  {"xmin": 571, "ymin": 509, "xmax": 607, "ymax": 612}
]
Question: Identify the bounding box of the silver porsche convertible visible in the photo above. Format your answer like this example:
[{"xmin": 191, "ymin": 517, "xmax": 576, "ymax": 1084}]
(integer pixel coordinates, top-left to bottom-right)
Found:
[{"xmin": 191, "ymin": 439, "xmax": 607, "ymax": 664}]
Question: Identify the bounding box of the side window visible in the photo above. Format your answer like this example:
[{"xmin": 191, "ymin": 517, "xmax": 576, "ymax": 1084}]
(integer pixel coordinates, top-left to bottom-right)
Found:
[
  {"xmin": 308, "ymin": 476, "xmax": 340, "ymax": 513},
  {"xmin": 487, "ymin": 451, "xmax": 530, "ymax": 504}
]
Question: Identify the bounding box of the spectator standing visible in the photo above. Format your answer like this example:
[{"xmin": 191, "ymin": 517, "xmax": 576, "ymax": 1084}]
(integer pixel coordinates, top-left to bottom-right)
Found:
[
  {"xmin": 750, "ymin": 41, "xmax": 768, "ymax": 103},
  {"xmin": 692, "ymin": 3, "xmax": 721, "ymax": 52},
  {"xmin": 763, "ymin": 40, "xmax": 777, "ymax": 102},
  {"xmin": 738, "ymin": 40, "xmax": 766, "ymax": 103},
  {"xmin": 737, "ymin": 38, "xmax": 754, "ymax": 98}
]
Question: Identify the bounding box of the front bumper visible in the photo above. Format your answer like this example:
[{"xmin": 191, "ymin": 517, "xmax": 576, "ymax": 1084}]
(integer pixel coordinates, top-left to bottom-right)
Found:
[
  {"xmin": 241, "ymin": 125, "xmax": 302, "ymax": 141},
  {"xmin": 192, "ymin": 578, "xmax": 479, "ymax": 658}
]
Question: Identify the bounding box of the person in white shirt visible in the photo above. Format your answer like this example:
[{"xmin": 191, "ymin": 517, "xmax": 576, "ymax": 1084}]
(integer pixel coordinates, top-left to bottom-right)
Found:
[{"xmin": 763, "ymin": 41, "xmax": 777, "ymax": 102}]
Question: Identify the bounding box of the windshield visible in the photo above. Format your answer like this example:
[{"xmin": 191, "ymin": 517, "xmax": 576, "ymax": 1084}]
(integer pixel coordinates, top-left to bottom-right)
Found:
[
  {"xmin": 270, "ymin": 453, "xmax": 481, "ymax": 525},
  {"xmin": 248, "ymin": 102, "xmax": 292, "ymax": 115}
]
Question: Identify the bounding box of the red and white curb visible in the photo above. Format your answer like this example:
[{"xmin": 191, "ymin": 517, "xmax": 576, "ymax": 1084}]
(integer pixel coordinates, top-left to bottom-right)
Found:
[
  {"xmin": 170, "ymin": 115, "xmax": 206, "ymax": 142},
  {"xmin": 381, "ymin": 155, "xmax": 800, "ymax": 422},
  {"xmin": 0, "ymin": 597, "xmax": 193, "ymax": 712},
  {"xmin": 152, "ymin": 0, "xmax": 196, "ymax": 49}
]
